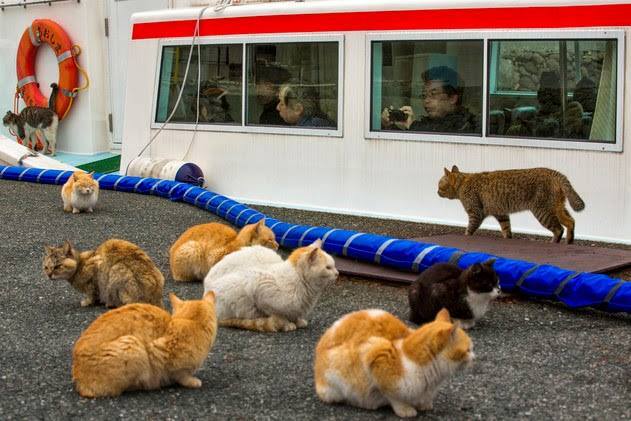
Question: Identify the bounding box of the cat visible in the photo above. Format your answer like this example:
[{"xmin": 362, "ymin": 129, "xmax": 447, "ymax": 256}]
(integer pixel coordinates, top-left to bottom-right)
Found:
[
  {"xmin": 72, "ymin": 291, "xmax": 217, "ymax": 398},
  {"xmin": 408, "ymin": 260, "xmax": 499, "ymax": 329},
  {"xmin": 314, "ymin": 308, "xmax": 473, "ymax": 417},
  {"xmin": 438, "ymin": 165, "xmax": 585, "ymax": 243},
  {"xmin": 61, "ymin": 171, "xmax": 99, "ymax": 214},
  {"xmin": 203, "ymin": 239, "xmax": 338, "ymax": 332},
  {"xmin": 43, "ymin": 239, "xmax": 164, "ymax": 308},
  {"xmin": 169, "ymin": 219, "xmax": 279, "ymax": 282},
  {"xmin": 3, "ymin": 83, "xmax": 59, "ymax": 155}
]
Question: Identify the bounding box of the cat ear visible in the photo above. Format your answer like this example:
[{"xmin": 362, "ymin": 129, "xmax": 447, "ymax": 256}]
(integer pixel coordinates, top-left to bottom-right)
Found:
[
  {"xmin": 484, "ymin": 258, "xmax": 497, "ymax": 268},
  {"xmin": 470, "ymin": 263, "xmax": 482, "ymax": 274},
  {"xmin": 308, "ymin": 247, "xmax": 320, "ymax": 264},
  {"xmin": 310, "ymin": 239, "xmax": 323, "ymax": 249},
  {"xmin": 203, "ymin": 290, "xmax": 215, "ymax": 303},
  {"xmin": 255, "ymin": 218, "xmax": 266, "ymax": 232},
  {"xmin": 435, "ymin": 308, "xmax": 451, "ymax": 323},
  {"xmin": 63, "ymin": 240, "xmax": 74, "ymax": 256},
  {"xmin": 169, "ymin": 292, "xmax": 183, "ymax": 311},
  {"xmin": 451, "ymin": 165, "xmax": 459, "ymax": 173},
  {"xmin": 444, "ymin": 167, "xmax": 450, "ymax": 176}
]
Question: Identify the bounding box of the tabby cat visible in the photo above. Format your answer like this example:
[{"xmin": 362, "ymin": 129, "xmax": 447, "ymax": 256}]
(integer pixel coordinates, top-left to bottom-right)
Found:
[
  {"xmin": 2, "ymin": 83, "xmax": 59, "ymax": 155},
  {"xmin": 314, "ymin": 308, "xmax": 473, "ymax": 417},
  {"xmin": 169, "ymin": 219, "xmax": 278, "ymax": 282},
  {"xmin": 438, "ymin": 166, "xmax": 585, "ymax": 243},
  {"xmin": 408, "ymin": 260, "xmax": 499, "ymax": 329},
  {"xmin": 43, "ymin": 239, "xmax": 164, "ymax": 308},
  {"xmin": 61, "ymin": 171, "xmax": 99, "ymax": 213},
  {"xmin": 203, "ymin": 239, "xmax": 338, "ymax": 332},
  {"xmin": 72, "ymin": 291, "xmax": 217, "ymax": 398}
]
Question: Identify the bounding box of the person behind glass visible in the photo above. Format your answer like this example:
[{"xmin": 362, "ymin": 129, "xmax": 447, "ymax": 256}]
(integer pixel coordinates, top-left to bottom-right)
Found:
[
  {"xmin": 277, "ymin": 83, "xmax": 335, "ymax": 128},
  {"xmin": 506, "ymin": 70, "xmax": 562, "ymax": 138},
  {"xmin": 381, "ymin": 65, "xmax": 477, "ymax": 134},
  {"xmin": 255, "ymin": 64, "xmax": 291, "ymax": 125}
]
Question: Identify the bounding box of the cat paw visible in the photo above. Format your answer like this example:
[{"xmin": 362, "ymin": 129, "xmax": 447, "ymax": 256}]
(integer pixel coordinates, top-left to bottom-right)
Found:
[
  {"xmin": 282, "ymin": 322, "xmax": 297, "ymax": 332},
  {"xmin": 87, "ymin": 208, "xmax": 94, "ymax": 213},
  {"xmin": 80, "ymin": 297, "xmax": 94, "ymax": 307},
  {"xmin": 63, "ymin": 206, "xmax": 72, "ymax": 213},
  {"xmin": 72, "ymin": 208, "xmax": 80, "ymax": 214},
  {"xmin": 391, "ymin": 402, "xmax": 417, "ymax": 418},
  {"xmin": 296, "ymin": 318, "xmax": 308, "ymax": 328},
  {"xmin": 177, "ymin": 376, "xmax": 202, "ymax": 389}
]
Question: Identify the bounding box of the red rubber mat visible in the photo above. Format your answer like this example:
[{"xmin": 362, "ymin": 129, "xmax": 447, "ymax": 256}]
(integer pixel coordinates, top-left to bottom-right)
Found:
[{"xmin": 335, "ymin": 234, "xmax": 631, "ymax": 284}]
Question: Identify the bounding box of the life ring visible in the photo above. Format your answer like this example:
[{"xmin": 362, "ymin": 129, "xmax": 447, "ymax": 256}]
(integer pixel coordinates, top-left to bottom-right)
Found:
[{"xmin": 16, "ymin": 19, "xmax": 79, "ymax": 120}]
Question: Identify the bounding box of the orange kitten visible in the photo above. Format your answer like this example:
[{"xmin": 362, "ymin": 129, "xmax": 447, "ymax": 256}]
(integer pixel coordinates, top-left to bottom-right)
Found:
[
  {"xmin": 43, "ymin": 239, "xmax": 164, "ymax": 308},
  {"xmin": 61, "ymin": 171, "xmax": 99, "ymax": 214},
  {"xmin": 72, "ymin": 292, "xmax": 217, "ymax": 398},
  {"xmin": 314, "ymin": 309, "xmax": 473, "ymax": 417},
  {"xmin": 169, "ymin": 219, "xmax": 279, "ymax": 282}
]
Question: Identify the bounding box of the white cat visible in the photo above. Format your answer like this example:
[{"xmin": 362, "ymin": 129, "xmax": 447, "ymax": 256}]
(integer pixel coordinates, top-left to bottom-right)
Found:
[{"xmin": 203, "ymin": 239, "xmax": 338, "ymax": 332}]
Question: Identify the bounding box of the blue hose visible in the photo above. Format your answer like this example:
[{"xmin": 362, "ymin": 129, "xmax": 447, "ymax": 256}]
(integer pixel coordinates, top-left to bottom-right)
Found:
[{"xmin": 1, "ymin": 165, "xmax": 629, "ymax": 314}]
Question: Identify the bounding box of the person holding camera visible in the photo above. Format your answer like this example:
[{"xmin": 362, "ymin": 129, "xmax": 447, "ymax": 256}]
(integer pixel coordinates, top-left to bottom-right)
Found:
[{"xmin": 381, "ymin": 65, "xmax": 478, "ymax": 134}]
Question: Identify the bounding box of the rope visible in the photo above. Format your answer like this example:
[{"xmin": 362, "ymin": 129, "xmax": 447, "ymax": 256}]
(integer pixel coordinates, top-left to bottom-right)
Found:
[
  {"xmin": 60, "ymin": 44, "xmax": 90, "ymax": 120},
  {"xmin": 125, "ymin": 5, "xmax": 209, "ymax": 175}
]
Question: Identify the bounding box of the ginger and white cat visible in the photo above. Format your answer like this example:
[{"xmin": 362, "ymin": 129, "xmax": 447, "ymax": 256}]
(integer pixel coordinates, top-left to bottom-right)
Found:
[
  {"xmin": 169, "ymin": 219, "xmax": 279, "ymax": 282},
  {"xmin": 314, "ymin": 308, "xmax": 473, "ymax": 418},
  {"xmin": 43, "ymin": 239, "xmax": 164, "ymax": 308},
  {"xmin": 72, "ymin": 292, "xmax": 217, "ymax": 398},
  {"xmin": 203, "ymin": 239, "xmax": 338, "ymax": 332},
  {"xmin": 61, "ymin": 171, "xmax": 99, "ymax": 214}
]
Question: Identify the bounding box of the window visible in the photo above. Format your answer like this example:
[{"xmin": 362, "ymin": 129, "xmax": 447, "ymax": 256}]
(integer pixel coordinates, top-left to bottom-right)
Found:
[
  {"xmin": 370, "ymin": 40, "xmax": 484, "ymax": 136},
  {"xmin": 155, "ymin": 43, "xmax": 243, "ymax": 125},
  {"xmin": 488, "ymin": 39, "xmax": 618, "ymax": 143},
  {"xmin": 246, "ymin": 42, "xmax": 339, "ymax": 129}
]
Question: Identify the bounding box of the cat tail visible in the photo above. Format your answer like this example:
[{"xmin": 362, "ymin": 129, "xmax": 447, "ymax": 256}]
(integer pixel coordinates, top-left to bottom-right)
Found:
[
  {"xmin": 559, "ymin": 176, "xmax": 585, "ymax": 211},
  {"xmin": 49, "ymin": 83, "xmax": 59, "ymax": 112},
  {"xmin": 219, "ymin": 315, "xmax": 296, "ymax": 332}
]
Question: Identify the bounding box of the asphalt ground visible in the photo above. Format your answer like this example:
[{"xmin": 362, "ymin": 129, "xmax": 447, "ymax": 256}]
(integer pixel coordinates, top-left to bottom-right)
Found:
[{"xmin": 0, "ymin": 179, "xmax": 629, "ymax": 420}]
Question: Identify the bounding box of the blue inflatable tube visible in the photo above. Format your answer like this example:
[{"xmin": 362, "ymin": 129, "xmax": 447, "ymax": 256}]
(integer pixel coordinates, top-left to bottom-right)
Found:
[{"xmin": 1, "ymin": 165, "xmax": 629, "ymax": 314}]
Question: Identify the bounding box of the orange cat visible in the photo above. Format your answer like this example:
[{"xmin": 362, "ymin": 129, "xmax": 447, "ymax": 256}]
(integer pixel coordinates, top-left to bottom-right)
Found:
[
  {"xmin": 61, "ymin": 171, "xmax": 99, "ymax": 214},
  {"xmin": 169, "ymin": 219, "xmax": 279, "ymax": 282},
  {"xmin": 72, "ymin": 292, "xmax": 217, "ymax": 398},
  {"xmin": 314, "ymin": 309, "xmax": 473, "ymax": 417}
]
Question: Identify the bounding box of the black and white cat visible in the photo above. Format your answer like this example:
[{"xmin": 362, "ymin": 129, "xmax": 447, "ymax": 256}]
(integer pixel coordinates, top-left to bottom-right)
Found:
[
  {"xmin": 3, "ymin": 83, "xmax": 59, "ymax": 155},
  {"xmin": 408, "ymin": 259, "xmax": 500, "ymax": 329}
]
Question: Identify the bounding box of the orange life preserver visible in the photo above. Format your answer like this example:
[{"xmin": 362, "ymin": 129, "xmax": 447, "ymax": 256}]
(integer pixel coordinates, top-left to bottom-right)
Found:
[{"xmin": 16, "ymin": 19, "xmax": 80, "ymax": 120}]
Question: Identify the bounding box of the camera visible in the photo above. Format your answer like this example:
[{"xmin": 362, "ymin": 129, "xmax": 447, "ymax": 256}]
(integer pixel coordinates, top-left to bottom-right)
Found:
[{"xmin": 389, "ymin": 109, "xmax": 407, "ymax": 122}]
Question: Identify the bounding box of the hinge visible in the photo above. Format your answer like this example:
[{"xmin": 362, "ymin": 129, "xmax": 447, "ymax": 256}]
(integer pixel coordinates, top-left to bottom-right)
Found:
[
  {"xmin": 108, "ymin": 113, "xmax": 113, "ymax": 133},
  {"xmin": 104, "ymin": 17, "xmax": 109, "ymax": 37}
]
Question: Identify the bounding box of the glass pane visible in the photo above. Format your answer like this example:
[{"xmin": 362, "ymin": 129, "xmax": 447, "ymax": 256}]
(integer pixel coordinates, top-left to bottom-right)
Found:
[
  {"xmin": 488, "ymin": 39, "xmax": 617, "ymax": 143},
  {"xmin": 156, "ymin": 44, "xmax": 243, "ymax": 124},
  {"xmin": 371, "ymin": 40, "xmax": 483, "ymax": 135},
  {"xmin": 246, "ymin": 42, "xmax": 338, "ymax": 129}
]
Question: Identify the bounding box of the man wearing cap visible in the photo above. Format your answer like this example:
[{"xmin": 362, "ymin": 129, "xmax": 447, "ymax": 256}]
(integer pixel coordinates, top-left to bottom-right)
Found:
[{"xmin": 381, "ymin": 65, "xmax": 478, "ymax": 134}]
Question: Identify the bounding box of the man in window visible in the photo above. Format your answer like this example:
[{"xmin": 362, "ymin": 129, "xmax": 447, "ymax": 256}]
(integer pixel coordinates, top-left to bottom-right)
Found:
[
  {"xmin": 277, "ymin": 84, "xmax": 336, "ymax": 128},
  {"xmin": 381, "ymin": 65, "xmax": 478, "ymax": 134},
  {"xmin": 255, "ymin": 64, "xmax": 291, "ymax": 125}
]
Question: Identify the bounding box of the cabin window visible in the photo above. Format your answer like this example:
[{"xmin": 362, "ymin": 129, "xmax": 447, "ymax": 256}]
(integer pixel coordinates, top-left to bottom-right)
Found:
[
  {"xmin": 488, "ymin": 39, "xmax": 617, "ymax": 143},
  {"xmin": 370, "ymin": 40, "xmax": 484, "ymax": 136},
  {"xmin": 245, "ymin": 42, "xmax": 339, "ymax": 129},
  {"xmin": 155, "ymin": 44, "xmax": 243, "ymax": 125}
]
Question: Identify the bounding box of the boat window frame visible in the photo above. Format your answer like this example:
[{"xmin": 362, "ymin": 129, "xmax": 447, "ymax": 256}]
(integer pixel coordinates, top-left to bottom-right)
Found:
[
  {"xmin": 364, "ymin": 30, "xmax": 624, "ymax": 152},
  {"xmin": 151, "ymin": 34, "xmax": 345, "ymax": 138}
]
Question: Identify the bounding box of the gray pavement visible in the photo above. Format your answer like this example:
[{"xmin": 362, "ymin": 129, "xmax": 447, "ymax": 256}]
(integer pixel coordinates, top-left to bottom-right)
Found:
[{"xmin": 0, "ymin": 179, "xmax": 629, "ymax": 420}]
